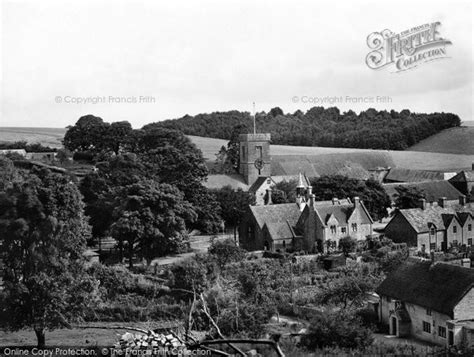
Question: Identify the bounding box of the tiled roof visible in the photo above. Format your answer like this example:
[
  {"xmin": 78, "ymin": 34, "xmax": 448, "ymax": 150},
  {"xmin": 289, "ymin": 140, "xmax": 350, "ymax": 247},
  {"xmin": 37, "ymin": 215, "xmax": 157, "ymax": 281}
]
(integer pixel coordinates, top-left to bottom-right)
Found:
[
  {"xmin": 249, "ymin": 203, "xmax": 301, "ymax": 229},
  {"xmin": 264, "ymin": 221, "xmax": 294, "ymax": 241},
  {"xmin": 314, "ymin": 201, "xmax": 372, "ymax": 226},
  {"xmin": 383, "ymin": 180, "xmax": 463, "ymax": 202},
  {"xmin": 396, "ymin": 203, "xmax": 474, "ymax": 233},
  {"xmin": 385, "ymin": 168, "xmax": 446, "ymax": 182},
  {"xmin": 248, "ymin": 176, "xmax": 270, "ymax": 193},
  {"xmin": 449, "ymin": 170, "xmax": 474, "ymax": 183},
  {"xmin": 376, "ymin": 260, "xmax": 474, "ymax": 316}
]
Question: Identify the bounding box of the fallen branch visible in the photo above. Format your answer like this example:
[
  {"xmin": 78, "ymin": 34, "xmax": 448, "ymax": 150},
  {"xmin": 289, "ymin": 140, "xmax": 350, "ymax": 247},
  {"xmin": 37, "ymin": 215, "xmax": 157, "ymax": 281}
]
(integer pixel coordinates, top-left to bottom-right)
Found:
[
  {"xmin": 199, "ymin": 339, "xmax": 285, "ymax": 357},
  {"xmin": 199, "ymin": 293, "xmax": 246, "ymax": 357},
  {"xmin": 71, "ymin": 325, "xmax": 148, "ymax": 334}
]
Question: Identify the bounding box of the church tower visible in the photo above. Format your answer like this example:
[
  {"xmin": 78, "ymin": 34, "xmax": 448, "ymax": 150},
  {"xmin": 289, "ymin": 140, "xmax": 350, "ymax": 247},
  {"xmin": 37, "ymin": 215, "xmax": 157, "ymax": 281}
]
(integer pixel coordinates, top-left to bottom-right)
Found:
[{"xmin": 239, "ymin": 133, "xmax": 271, "ymax": 185}]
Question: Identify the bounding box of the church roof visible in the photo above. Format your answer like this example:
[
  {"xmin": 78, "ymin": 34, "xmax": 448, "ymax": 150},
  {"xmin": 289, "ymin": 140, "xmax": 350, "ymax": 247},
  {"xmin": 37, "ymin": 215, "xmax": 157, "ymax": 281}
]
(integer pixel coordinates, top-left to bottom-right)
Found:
[
  {"xmin": 264, "ymin": 221, "xmax": 295, "ymax": 241},
  {"xmin": 249, "ymin": 203, "xmax": 302, "ymax": 230},
  {"xmin": 376, "ymin": 259, "xmax": 474, "ymax": 317}
]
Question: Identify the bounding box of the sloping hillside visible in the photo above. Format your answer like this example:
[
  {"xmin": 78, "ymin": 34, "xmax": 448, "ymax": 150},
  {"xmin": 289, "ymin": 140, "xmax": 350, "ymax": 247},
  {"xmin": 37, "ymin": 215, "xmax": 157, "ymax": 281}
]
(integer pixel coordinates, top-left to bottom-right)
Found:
[
  {"xmin": 0, "ymin": 127, "xmax": 65, "ymax": 148},
  {"xmin": 188, "ymin": 136, "xmax": 474, "ymax": 172},
  {"xmin": 407, "ymin": 126, "xmax": 474, "ymax": 155}
]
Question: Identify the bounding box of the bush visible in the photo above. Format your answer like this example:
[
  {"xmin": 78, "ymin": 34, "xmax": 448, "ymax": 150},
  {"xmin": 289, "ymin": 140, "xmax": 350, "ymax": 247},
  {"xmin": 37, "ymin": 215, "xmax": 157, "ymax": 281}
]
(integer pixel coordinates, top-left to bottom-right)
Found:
[
  {"xmin": 73, "ymin": 151, "xmax": 95, "ymax": 162},
  {"xmin": 301, "ymin": 310, "xmax": 374, "ymax": 350},
  {"xmin": 208, "ymin": 238, "xmax": 246, "ymax": 269},
  {"xmin": 339, "ymin": 236, "xmax": 357, "ymax": 256},
  {"xmin": 169, "ymin": 257, "xmax": 209, "ymax": 300}
]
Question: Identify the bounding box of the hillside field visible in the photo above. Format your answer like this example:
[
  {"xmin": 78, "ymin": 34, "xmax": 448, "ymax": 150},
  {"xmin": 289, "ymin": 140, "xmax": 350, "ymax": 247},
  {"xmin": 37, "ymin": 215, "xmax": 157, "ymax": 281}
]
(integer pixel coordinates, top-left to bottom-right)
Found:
[
  {"xmin": 407, "ymin": 126, "xmax": 474, "ymax": 155},
  {"xmin": 0, "ymin": 127, "xmax": 472, "ymax": 171}
]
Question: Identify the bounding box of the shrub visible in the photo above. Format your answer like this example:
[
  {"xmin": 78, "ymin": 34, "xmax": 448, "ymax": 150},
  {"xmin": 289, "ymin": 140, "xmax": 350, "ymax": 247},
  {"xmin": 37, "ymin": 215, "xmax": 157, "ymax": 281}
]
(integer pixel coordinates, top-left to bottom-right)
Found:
[
  {"xmin": 208, "ymin": 238, "xmax": 246, "ymax": 269},
  {"xmin": 301, "ymin": 310, "xmax": 374, "ymax": 350},
  {"xmin": 339, "ymin": 236, "xmax": 357, "ymax": 256}
]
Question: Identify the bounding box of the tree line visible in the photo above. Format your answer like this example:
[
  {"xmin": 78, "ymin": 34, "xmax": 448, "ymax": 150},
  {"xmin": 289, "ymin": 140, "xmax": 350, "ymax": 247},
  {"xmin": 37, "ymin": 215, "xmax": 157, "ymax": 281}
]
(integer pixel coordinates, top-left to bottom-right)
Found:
[{"xmin": 154, "ymin": 107, "xmax": 460, "ymax": 150}]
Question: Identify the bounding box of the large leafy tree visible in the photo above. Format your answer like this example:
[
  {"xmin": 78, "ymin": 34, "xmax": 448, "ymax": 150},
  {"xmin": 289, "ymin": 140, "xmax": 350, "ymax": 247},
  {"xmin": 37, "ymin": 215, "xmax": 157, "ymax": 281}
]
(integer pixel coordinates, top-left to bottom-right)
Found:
[
  {"xmin": 63, "ymin": 114, "xmax": 110, "ymax": 153},
  {"xmin": 110, "ymin": 180, "xmax": 197, "ymax": 267},
  {"xmin": 310, "ymin": 175, "xmax": 391, "ymax": 221},
  {"xmin": 393, "ymin": 185, "xmax": 426, "ymax": 209},
  {"xmin": 0, "ymin": 168, "xmax": 95, "ymax": 347}
]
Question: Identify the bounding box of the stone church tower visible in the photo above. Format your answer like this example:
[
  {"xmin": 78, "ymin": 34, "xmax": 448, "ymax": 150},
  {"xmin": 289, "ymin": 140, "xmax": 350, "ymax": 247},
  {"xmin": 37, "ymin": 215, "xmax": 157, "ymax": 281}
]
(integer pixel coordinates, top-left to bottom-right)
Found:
[{"xmin": 239, "ymin": 133, "xmax": 271, "ymax": 185}]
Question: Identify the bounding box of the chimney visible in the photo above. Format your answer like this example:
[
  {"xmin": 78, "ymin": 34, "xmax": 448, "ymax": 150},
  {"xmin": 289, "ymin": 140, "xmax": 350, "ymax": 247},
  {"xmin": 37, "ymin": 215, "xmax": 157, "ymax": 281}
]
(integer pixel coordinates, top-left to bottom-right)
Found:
[
  {"xmin": 419, "ymin": 198, "xmax": 426, "ymax": 210},
  {"xmin": 266, "ymin": 188, "xmax": 273, "ymax": 205},
  {"xmin": 353, "ymin": 196, "xmax": 360, "ymax": 208},
  {"xmin": 332, "ymin": 197, "xmax": 339, "ymax": 205},
  {"xmin": 472, "ymin": 162, "xmax": 474, "ymax": 170},
  {"xmin": 309, "ymin": 194, "xmax": 315, "ymax": 208},
  {"xmin": 459, "ymin": 195, "xmax": 466, "ymax": 206},
  {"xmin": 438, "ymin": 197, "xmax": 447, "ymax": 208},
  {"xmin": 307, "ymin": 185, "xmax": 313, "ymax": 198}
]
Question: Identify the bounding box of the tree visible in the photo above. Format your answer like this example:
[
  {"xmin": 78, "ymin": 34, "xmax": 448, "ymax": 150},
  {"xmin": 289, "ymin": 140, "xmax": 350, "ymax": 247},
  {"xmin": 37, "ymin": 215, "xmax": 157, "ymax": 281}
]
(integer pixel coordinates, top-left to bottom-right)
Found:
[
  {"xmin": 339, "ymin": 236, "xmax": 357, "ymax": 256},
  {"xmin": 104, "ymin": 121, "xmax": 133, "ymax": 155},
  {"xmin": 110, "ymin": 180, "xmax": 197, "ymax": 267},
  {"xmin": 301, "ymin": 310, "xmax": 373, "ymax": 350},
  {"xmin": 226, "ymin": 124, "xmax": 249, "ymax": 172},
  {"xmin": 310, "ymin": 175, "xmax": 391, "ymax": 221},
  {"xmin": 393, "ymin": 185, "xmax": 426, "ymax": 209},
  {"xmin": 211, "ymin": 186, "xmax": 255, "ymax": 236},
  {"xmin": 208, "ymin": 238, "xmax": 246, "ymax": 270},
  {"xmin": 0, "ymin": 168, "xmax": 95, "ymax": 347},
  {"xmin": 63, "ymin": 115, "xmax": 110, "ymax": 153},
  {"xmin": 0, "ymin": 156, "xmax": 21, "ymax": 191}
]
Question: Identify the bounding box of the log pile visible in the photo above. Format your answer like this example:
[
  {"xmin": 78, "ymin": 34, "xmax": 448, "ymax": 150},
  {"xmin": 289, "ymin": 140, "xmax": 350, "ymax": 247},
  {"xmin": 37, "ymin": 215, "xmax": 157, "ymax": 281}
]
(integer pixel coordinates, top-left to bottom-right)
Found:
[{"xmin": 114, "ymin": 331, "xmax": 185, "ymax": 351}]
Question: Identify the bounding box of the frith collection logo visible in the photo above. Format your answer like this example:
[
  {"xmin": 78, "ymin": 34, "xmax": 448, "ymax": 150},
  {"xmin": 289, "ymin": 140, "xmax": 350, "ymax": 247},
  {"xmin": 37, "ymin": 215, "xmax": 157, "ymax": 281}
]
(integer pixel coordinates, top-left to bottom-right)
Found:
[{"xmin": 365, "ymin": 22, "xmax": 452, "ymax": 72}]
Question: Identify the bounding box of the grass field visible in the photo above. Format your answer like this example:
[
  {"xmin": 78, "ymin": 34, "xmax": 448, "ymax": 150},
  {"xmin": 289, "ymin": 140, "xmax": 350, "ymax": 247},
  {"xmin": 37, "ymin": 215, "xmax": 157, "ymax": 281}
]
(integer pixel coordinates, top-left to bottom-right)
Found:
[
  {"xmin": 0, "ymin": 127, "xmax": 65, "ymax": 148},
  {"xmin": 407, "ymin": 126, "xmax": 474, "ymax": 155},
  {"xmin": 1, "ymin": 128, "xmax": 472, "ymax": 171}
]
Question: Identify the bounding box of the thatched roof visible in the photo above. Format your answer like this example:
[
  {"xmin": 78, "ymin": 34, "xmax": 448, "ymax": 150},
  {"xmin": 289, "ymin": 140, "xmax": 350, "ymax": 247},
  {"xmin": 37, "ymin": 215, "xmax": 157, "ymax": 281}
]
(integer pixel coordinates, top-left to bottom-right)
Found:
[
  {"xmin": 271, "ymin": 152, "xmax": 394, "ymax": 179},
  {"xmin": 376, "ymin": 259, "xmax": 474, "ymax": 317},
  {"xmin": 385, "ymin": 168, "xmax": 446, "ymax": 183}
]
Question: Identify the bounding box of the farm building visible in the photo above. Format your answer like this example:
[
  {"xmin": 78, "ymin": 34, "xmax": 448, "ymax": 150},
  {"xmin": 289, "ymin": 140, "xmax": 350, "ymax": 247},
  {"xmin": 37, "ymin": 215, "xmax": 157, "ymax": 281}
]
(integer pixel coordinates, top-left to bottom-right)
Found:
[
  {"xmin": 449, "ymin": 166, "xmax": 474, "ymax": 196},
  {"xmin": 377, "ymin": 259, "xmax": 474, "ymax": 348},
  {"xmin": 384, "ymin": 168, "xmax": 457, "ymax": 183},
  {"xmin": 383, "ymin": 180, "xmax": 464, "ymax": 207}
]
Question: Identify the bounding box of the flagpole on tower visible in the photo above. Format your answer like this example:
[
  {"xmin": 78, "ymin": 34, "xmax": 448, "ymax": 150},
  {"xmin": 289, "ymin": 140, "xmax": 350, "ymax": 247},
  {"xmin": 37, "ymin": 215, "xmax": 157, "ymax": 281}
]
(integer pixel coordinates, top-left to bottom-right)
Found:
[{"xmin": 253, "ymin": 102, "xmax": 256, "ymax": 134}]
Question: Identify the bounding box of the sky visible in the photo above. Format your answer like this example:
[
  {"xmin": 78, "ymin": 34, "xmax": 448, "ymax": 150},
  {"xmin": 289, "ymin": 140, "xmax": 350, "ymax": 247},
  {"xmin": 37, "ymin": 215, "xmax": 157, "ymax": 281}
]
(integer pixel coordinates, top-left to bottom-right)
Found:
[{"xmin": 0, "ymin": 0, "xmax": 473, "ymax": 128}]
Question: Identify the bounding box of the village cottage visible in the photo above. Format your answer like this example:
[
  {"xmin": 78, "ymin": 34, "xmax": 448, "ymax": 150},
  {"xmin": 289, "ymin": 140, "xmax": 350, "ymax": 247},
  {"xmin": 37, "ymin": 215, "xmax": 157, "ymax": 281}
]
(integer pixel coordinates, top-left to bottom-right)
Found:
[
  {"xmin": 377, "ymin": 259, "xmax": 474, "ymax": 348},
  {"xmin": 384, "ymin": 197, "xmax": 474, "ymax": 253}
]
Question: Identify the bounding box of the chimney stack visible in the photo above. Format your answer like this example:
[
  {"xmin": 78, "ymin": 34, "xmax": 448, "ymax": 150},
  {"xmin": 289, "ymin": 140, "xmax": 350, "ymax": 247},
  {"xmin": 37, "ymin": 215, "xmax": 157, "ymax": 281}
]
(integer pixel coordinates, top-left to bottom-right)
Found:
[
  {"xmin": 438, "ymin": 197, "xmax": 447, "ymax": 208},
  {"xmin": 332, "ymin": 197, "xmax": 339, "ymax": 205},
  {"xmin": 307, "ymin": 185, "xmax": 313, "ymax": 198},
  {"xmin": 419, "ymin": 198, "xmax": 426, "ymax": 210},
  {"xmin": 309, "ymin": 194, "xmax": 315, "ymax": 208},
  {"xmin": 266, "ymin": 188, "xmax": 273, "ymax": 205},
  {"xmin": 459, "ymin": 195, "xmax": 466, "ymax": 206},
  {"xmin": 353, "ymin": 196, "xmax": 360, "ymax": 208}
]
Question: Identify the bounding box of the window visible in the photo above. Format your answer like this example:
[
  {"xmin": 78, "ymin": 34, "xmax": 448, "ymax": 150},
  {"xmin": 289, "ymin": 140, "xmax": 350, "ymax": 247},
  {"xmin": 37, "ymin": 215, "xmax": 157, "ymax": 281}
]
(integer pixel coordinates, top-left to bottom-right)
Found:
[
  {"xmin": 266, "ymin": 178, "xmax": 271, "ymax": 184},
  {"xmin": 430, "ymin": 243, "xmax": 436, "ymax": 251},
  {"xmin": 330, "ymin": 225, "xmax": 336, "ymax": 234},
  {"xmin": 341, "ymin": 227, "xmax": 347, "ymax": 234},
  {"xmin": 453, "ymin": 226, "xmax": 457, "ymax": 233},
  {"xmin": 469, "ymin": 238, "xmax": 473, "ymax": 246},
  {"xmin": 242, "ymin": 147, "xmax": 246, "ymax": 160},
  {"xmin": 426, "ymin": 308, "xmax": 432, "ymax": 316},
  {"xmin": 430, "ymin": 227, "xmax": 436, "ymax": 236},
  {"xmin": 422, "ymin": 321, "xmax": 431, "ymax": 333},
  {"xmin": 351, "ymin": 223, "xmax": 358, "ymax": 232},
  {"xmin": 255, "ymin": 146, "xmax": 262, "ymax": 159},
  {"xmin": 438, "ymin": 326, "xmax": 446, "ymax": 338},
  {"xmin": 468, "ymin": 224, "xmax": 472, "ymax": 232},
  {"xmin": 452, "ymin": 240, "xmax": 458, "ymax": 246}
]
